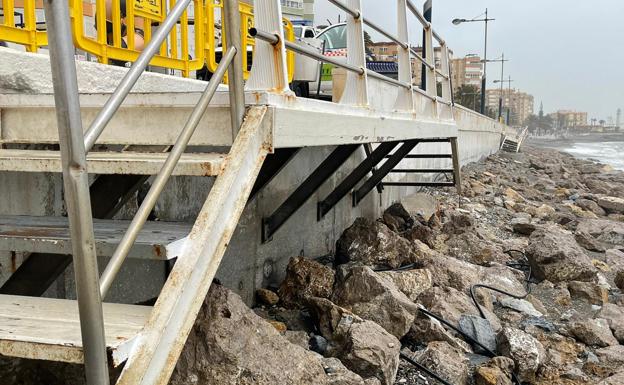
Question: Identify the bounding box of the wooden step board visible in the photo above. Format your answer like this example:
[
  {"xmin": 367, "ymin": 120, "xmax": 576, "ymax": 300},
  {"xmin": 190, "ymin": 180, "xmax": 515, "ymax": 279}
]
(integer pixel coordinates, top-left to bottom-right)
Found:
[
  {"xmin": 0, "ymin": 295, "xmax": 151, "ymax": 366},
  {"xmin": 0, "ymin": 215, "xmax": 191, "ymax": 259},
  {"xmin": 0, "ymin": 149, "xmax": 226, "ymax": 176}
]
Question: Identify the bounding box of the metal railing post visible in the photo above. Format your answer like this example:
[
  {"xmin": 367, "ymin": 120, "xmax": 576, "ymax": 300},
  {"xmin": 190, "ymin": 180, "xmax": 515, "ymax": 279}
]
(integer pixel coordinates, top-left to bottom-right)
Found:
[
  {"xmin": 395, "ymin": 0, "xmax": 415, "ymax": 111},
  {"xmin": 42, "ymin": 1, "xmax": 109, "ymax": 384},
  {"xmin": 340, "ymin": 0, "xmax": 368, "ymax": 106},
  {"xmin": 224, "ymin": 0, "xmax": 245, "ymax": 139},
  {"xmin": 246, "ymin": 0, "xmax": 290, "ymax": 92}
]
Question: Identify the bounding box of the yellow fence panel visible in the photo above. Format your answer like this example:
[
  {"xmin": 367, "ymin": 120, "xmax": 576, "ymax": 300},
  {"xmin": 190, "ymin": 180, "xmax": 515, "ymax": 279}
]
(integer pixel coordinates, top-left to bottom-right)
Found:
[
  {"xmin": 0, "ymin": 0, "xmax": 48, "ymax": 51},
  {"xmin": 69, "ymin": 0, "xmax": 205, "ymax": 77},
  {"xmin": 205, "ymin": 0, "xmax": 294, "ymax": 83}
]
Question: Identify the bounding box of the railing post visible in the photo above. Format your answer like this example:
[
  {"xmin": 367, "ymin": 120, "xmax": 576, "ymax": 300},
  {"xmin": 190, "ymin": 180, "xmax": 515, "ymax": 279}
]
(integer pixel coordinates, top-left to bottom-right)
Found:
[
  {"xmin": 339, "ymin": 0, "xmax": 368, "ymax": 106},
  {"xmin": 440, "ymin": 43, "xmax": 454, "ymax": 119},
  {"xmin": 246, "ymin": 0, "xmax": 290, "ymax": 93},
  {"xmin": 42, "ymin": 1, "xmax": 109, "ymax": 384},
  {"xmin": 223, "ymin": 0, "xmax": 246, "ymax": 139},
  {"xmin": 423, "ymin": 24, "xmax": 438, "ymax": 117},
  {"xmin": 395, "ymin": 0, "xmax": 415, "ymax": 111}
]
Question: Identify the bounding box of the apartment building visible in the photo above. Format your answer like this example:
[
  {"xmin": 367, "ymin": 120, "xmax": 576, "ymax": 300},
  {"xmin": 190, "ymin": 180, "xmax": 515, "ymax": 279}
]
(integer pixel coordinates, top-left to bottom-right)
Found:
[{"xmin": 486, "ymin": 89, "xmax": 535, "ymax": 126}]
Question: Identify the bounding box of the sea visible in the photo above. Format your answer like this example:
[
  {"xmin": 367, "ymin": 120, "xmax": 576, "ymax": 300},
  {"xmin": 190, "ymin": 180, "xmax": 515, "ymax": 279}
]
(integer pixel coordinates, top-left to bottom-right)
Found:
[{"xmin": 532, "ymin": 135, "xmax": 624, "ymax": 171}]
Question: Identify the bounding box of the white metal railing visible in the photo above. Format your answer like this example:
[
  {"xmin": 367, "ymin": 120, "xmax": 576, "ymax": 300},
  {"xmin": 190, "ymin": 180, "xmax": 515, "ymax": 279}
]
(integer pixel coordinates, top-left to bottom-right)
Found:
[{"xmin": 249, "ymin": 0, "xmax": 454, "ymax": 119}]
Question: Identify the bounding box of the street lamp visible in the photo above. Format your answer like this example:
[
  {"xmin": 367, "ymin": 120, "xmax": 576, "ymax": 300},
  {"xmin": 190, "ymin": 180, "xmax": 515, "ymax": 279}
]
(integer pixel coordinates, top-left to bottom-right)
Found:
[
  {"xmin": 452, "ymin": 9, "xmax": 495, "ymax": 115},
  {"xmin": 485, "ymin": 54, "xmax": 509, "ymax": 121},
  {"xmin": 494, "ymin": 76, "xmax": 514, "ymax": 124}
]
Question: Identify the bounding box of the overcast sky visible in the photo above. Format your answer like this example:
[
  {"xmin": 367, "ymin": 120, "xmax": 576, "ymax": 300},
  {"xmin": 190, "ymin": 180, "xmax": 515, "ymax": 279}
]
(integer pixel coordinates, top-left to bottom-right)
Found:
[{"xmin": 314, "ymin": 0, "xmax": 624, "ymax": 121}]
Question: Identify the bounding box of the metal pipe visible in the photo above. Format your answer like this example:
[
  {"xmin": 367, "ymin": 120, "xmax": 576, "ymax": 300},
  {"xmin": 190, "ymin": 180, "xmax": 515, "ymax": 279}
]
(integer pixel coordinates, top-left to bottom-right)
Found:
[
  {"xmin": 83, "ymin": 0, "xmax": 193, "ymax": 152},
  {"xmin": 410, "ymin": 48, "xmax": 433, "ymax": 69},
  {"xmin": 42, "ymin": 1, "xmax": 109, "ymax": 384},
  {"xmin": 250, "ymin": 28, "xmax": 365, "ymax": 75},
  {"xmin": 406, "ymin": 0, "xmax": 429, "ymax": 28},
  {"xmin": 363, "ymin": 17, "xmax": 408, "ymax": 49},
  {"xmin": 223, "ymin": 0, "xmax": 245, "ymax": 139},
  {"xmin": 481, "ymin": 8, "xmax": 489, "ymax": 115},
  {"xmin": 99, "ymin": 47, "xmax": 237, "ymax": 297},
  {"xmin": 367, "ymin": 69, "xmax": 411, "ymax": 89},
  {"xmin": 420, "ymin": 0, "xmax": 432, "ymax": 91},
  {"xmin": 327, "ymin": 0, "xmax": 360, "ymax": 19}
]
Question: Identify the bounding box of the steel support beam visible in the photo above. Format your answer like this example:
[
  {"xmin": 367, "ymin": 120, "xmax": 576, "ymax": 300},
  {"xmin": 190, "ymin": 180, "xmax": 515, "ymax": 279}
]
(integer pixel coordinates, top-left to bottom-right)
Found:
[
  {"xmin": 262, "ymin": 144, "xmax": 360, "ymax": 242},
  {"xmin": 353, "ymin": 140, "xmax": 419, "ymax": 206},
  {"xmin": 317, "ymin": 141, "xmax": 398, "ymax": 220},
  {"xmin": 249, "ymin": 148, "xmax": 301, "ymax": 200}
]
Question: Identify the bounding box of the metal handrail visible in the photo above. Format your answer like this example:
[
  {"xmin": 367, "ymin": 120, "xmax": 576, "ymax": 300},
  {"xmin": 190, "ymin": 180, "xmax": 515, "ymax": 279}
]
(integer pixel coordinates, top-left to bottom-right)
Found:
[
  {"xmin": 99, "ymin": 46, "xmax": 237, "ymax": 297},
  {"xmin": 406, "ymin": 0, "xmax": 444, "ymax": 44},
  {"xmin": 83, "ymin": 0, "xmax": 193, "ymax": 153}
]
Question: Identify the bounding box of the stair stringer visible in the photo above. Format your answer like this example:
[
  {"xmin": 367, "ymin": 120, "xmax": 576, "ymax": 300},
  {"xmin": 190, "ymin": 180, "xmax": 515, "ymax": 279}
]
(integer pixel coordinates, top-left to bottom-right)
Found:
[{"xmin": 116, "ymin": 106, "xmax": 272, "ymax": 385}]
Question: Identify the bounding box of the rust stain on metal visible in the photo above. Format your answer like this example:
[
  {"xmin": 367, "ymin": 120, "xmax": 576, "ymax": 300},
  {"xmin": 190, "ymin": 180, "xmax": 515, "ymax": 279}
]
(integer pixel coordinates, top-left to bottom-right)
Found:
[{"xmin": 10, "ymin": 252, "xmax": 17, "ymax": 272}]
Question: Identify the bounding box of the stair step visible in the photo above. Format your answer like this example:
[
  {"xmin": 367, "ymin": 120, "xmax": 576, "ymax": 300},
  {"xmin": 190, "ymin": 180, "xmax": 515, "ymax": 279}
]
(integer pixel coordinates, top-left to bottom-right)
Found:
[
  {"xmin": 0, "ymin": 149, "xmax": 226, "ymax": 176},
  {"xmin": 0, "ymin": 294, "xmax": 150, "ymax": 366},
  {"xmin": 0, "ymin": 215, "xmax": 191, "ymax": 259}
]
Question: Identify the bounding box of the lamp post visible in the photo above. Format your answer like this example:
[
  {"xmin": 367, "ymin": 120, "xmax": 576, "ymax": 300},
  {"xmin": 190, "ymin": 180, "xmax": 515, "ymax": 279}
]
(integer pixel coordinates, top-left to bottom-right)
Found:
[
  {"xmin": 494, "ymin": 76, "xmax": 514, "ymax": 124},
  {"xmin": 453, "ymin": 9, "xmax": 495, "ymax": 115},
  {"xmin": 485, "ymin": 54, "xmax": 509, "ymax": 121}
]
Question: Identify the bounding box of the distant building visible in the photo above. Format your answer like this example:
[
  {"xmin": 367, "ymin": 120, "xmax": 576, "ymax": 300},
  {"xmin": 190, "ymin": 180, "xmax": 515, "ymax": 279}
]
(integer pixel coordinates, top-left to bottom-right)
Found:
[
  {"xmin": 486, "ymin": 89, "xmax": 535, "ymax": 126},
  {"xmin": 451, "ymin": 54, "xmax": 483, "ymax": 89},
  {"xmin": 547, "ymin": 110, "xmax": 588, "ymax": 129},
  {"xmin": 368, "ymin": 42, "xmax": 400, "ymax": 62},
  {"xmin": 280, "ymin": 0, "xmax": 314, "ymax": 22}
]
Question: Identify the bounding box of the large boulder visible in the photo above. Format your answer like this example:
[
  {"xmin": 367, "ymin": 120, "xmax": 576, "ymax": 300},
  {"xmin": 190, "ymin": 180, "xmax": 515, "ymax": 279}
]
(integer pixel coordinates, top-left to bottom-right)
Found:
[
  {"xmin": 413, "ymin": 342, "xmax": 470, "ymax": 385},
  {"xmin": 594, "ymin": 304, "xmax": 624, "ymax": 344},
  {"xmin": 569, "ymin": 318, "xmax": 619, "ymax": 347},
  {"xmin": 377, "ymin": 269, "xmax": 432, "ymax": 302},
  {"xmin": 577, "ymin": 219, "xmax": 624, "ymax": 247},
  {"xmin": 170, "ymin": 284, "xmax": 371, "ymax": 385},
  {"xmin": 332, "ymin": 266, "xmax": 419, "ymax": 339},
  {"xmin": 526, "ymin": 226, "xmax": 597, "ymax": 283},
  {"xmin": 417, "ymin": 286, "xmax": 479, "ymax": 326},
  {"xmin": 336, "ymin": 218, "xmax": 416, "ymax": 269},
  {"xmin": 496, "ymin": 327, "xmax": 544, "ymax": 383},
  {"xmin": 278, "ymin": 256, "xmax": 335, "ymax": 308},
  {"xmin": 307, "ymin": 298, "xmax": 400, "ymax": 385},
  {"xmin": 596, "ymin": 196, "xmax": 624, "ymax": 214}
]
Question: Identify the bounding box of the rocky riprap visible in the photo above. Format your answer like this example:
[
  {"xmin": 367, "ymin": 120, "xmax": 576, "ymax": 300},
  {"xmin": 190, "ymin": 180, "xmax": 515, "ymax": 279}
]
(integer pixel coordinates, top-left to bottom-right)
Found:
[{"xmin": 1, "ymin": 146, "xmax": 623, "ymax": 385}]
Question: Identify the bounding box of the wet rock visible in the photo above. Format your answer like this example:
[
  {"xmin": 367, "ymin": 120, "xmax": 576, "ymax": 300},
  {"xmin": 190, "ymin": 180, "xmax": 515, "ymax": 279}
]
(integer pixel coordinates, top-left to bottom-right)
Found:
[
  {"xmin": 414, "ymin": 342, "xmax": 470, "ymax": 385},
  {"xmin": 256, "ymin": 288, "xmax": 280, "ymax": 306},
  {"xmin": 569, "ymin": 318, "xmax": 619, "ymax": 347},
  {"xmin": 335, "ymin": 218, "xmax": 416, "ymax": 269},
  {"xmin": 332, "ymin": 266, "xmax": 418, "ymax": 339},
  {"xmin": 307, "ymin": 298, "xmax": 400, "ymax": 385},
  {"xmin": 377, "ymin": 269, "xmax": 432, "ymax": 302},
  {"xmin": 597, "ymin": 196, "xmax": 624, "ymax": 214},
  {"xmin": 171, "ymin": 284, "xmax": 371, "ymax": 385},
  {"xmin": 498, "ymin": 297, "xmax": 543, "ymax": 317},
  {"xmin": 278, "ymin": 256, "xmax": 335, "ymax": 308},
  {"xmin": 474, "ymin": 357, "xmax": 515, "ymax": 385},
  {"xmin": 576, "ymin": 198, "xmax": 607, "ymax": 216},
  {"xmin": 568, "ymin": 281, "xmax": 608, "ymax": 305},
  {"xmin": 577, "ymin": 219, "xmax": 624, "ymax": 247},
  {"xmin": 459, "ymin": 315, "xmax": 497, "ymax": 353},
  {"xmin": 595, "ymin": 303, "xmax": 624, "ymax": 343},
  {"xmin": 575, "ymin": 230, "xmax": 606, "ymax": 252},
  {"xmin": 496, "ymin": 327, "xmax": 544, "ymax": 383},
  {"xmin": 526, "ymin": 226, "xmax": 597, "ymax": 283}
]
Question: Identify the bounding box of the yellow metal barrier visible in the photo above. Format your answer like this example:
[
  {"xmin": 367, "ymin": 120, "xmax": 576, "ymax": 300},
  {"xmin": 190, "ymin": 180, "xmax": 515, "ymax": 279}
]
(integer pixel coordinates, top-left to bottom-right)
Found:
[
  {"xmin": 1, "ymin": 0, "xmax": 295, "ymax": 81},
  {"xmin": 69, "ymin": 0, "xmax": 205, "ymax": 77},
  {"xmin": 0, "ymin": 0, "xmax": 48, "ymax": 51},
  {"xmin": 206, "ymin": 1, "xmax": 294, "ymax": 82}
]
